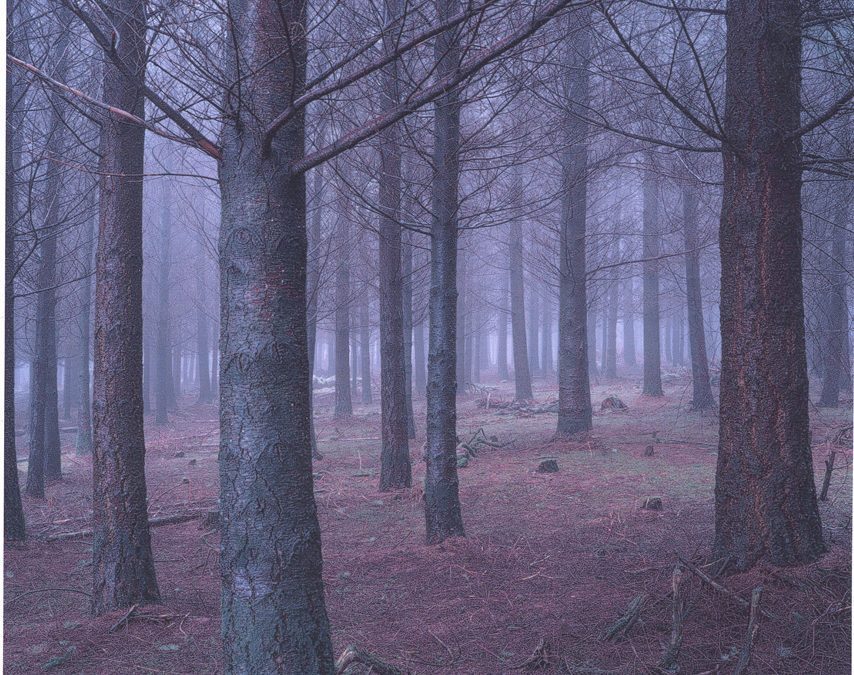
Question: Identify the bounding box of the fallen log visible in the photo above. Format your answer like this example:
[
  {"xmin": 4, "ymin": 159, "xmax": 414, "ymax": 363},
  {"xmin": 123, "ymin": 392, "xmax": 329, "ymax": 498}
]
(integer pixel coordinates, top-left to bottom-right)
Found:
[
  {"xmin": 601, "ymin": 594, "xmax": 646, "ymax": 641},
  {"xmin": 46, "ymin": 511, "xmax": 206, "ymax": 542}
]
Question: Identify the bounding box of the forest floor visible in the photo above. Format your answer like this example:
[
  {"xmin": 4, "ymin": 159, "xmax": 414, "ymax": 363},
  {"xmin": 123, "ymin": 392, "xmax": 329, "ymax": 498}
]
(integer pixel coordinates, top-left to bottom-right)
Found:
[{"xmin": 4, "ymin": 373, "xmax": 852, "ymax": 674}]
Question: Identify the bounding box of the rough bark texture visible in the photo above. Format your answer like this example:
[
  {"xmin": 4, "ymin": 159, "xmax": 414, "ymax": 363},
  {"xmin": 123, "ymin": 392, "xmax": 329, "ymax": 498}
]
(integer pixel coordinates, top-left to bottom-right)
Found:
[
  {"xmin": 5, "ymin": 0, "xmax": 26, "ymax": 538},
  {"xmin": 714, "ymin": 0, "xmax": 824, "ymax": 571},
  {"xmin": 556, "ymin": 13, "xmax": 592, "ymax": 437},
  {"xmin": 509, "ymin": 223, "xmax": 533, "ymax": 400},
  {"xmin": 642, "ymin": 158, "xmax": 663, "ymax": 396},
  {"xmin": 424, "ymin": 0, "xmax": 465, "ymax": 543},
  {"xmin": 378, "ymin": 0, "xmax": 411, "ymax": 488},
  {"xmin": 218, "ymin": 0, "xmax": 334, "ymax": 669},
  {"xmin": 91, "ymin": 0, "xmax": 160, "ymax": 614},
  {"xmin": 682, "ymin": 179, "xmax": 714, "ymax": 409}
]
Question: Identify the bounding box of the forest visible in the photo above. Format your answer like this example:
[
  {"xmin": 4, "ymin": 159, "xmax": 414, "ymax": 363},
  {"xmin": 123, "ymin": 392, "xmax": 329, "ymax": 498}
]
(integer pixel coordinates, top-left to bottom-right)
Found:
[{"xmin": 3, "ymin": 0, "xmax": 853, "ymax": 673}]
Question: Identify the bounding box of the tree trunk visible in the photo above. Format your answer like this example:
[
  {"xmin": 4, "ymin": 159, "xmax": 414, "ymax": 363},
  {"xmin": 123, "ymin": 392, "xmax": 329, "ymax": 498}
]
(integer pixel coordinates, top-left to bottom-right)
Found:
[
  {"xmin": 378, "ymin": 0, "xmax": 411, "ymax": 487},
  {"xmin": 155, "ymin": 180, "xmax": 172, "ymax": 424},
  {"xmin": 606, "ymin": 276, "xmax": 618, "ymax": 379},
  {"xmin": 403, "ymin": 229, "xmax": 416, "ymax": 438},
  {"xmin": 307, "ymin": 164, "xmax": 323, "ymax": 459},
  {"xmin": 623, "ymin": 279, "xmax": 636, "ymax": 366},
  {"xmin": 542, "ymin": 292, "xmax": 553, "ymax": 375},
  {"xmin": 497, "ymin": 278, "xmax": 509, "ymax": 380},
  {"xmin": 642, "ymin": 157, "xmax": 663, "ymax": 396},
  {"xmin": 818, "ymin": 186, "xmax": 849, "ymax": 407},
  {"xmin": 63, "ymin": 358, "xmax": 77, "ymax": 420},
  {"xmin": 350, "ymin": 311, "xmax": 359, "ymax": 396},
  {"xmin": 425, "ymin": 0, "xmax": 465, "ymax": 543},
  {"xmin": 172, "ymin": 347, "xmax": 181, "ymax": 403},
  {"xmin": 527, "ymin": 279, "xmax": 539, "ymax": 377},
  {"xmin": 5, "ymin": 0, "xmax": 26, "ymax": 538},
  {"xmin": 714, "ymin": 0, "xmax": 824, "ymax": 571},
  {"xmin": 360, "ymin": 295, "xmax": 373, "ymax": 404},
  {"xmin": 456, "ymin": 259, "xmax": 467, "ymax": 388},
  {"xmin": 91, "ymin": 0, "xmax": 160, "ymax": 614},
  {"xmin": 556, "ymin": 11, "xmax": 592, "ymax": 437},
  {"xmin": 76, "ymin": 213, "xmax": 94, "ymax": 455},
  {"xmin": 414, "ymin": 318, "xmax": 426, "ymax": 393},
  {"xmin": 683, "ymin": 179, "xmax": 714, "ymax": 409},
  {"xmin": 196, "ymin": 261, "xmax": 212, "ymax": 404},
  {"xmin": 510, "ymin": 223, "xmax": 533, "ymax": 400},
  {"xmin": 218, "ymin": 0, "xmax": 334, "ymax": 669},
  {"xmin": 334, "ymin": 209, "xmax": 352, "ymax": 418}
]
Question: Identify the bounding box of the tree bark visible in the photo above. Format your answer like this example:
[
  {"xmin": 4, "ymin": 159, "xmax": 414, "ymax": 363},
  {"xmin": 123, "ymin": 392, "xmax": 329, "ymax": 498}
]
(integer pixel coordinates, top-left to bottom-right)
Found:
[
  {"xmin": 76, "ymin": 213, "xmax": 94, "ymax": 455},
  {"xmin": 403, "ymin": 229, "xmax": 416, "ymax": 438},
  {"xmin": 714, "ymin": 0, "xmax": 824, "ymax": 570},
  {"xmin": 683, "ymin": 179, "xmax": 714, "ymax": 409},
  {"xmin": 542, "ymin": 292, "xmax": 553, "ymax": 375},
  {"xmin": 527, "ymin": 279, "xmax": 540, "ymax": 377},
  {"xmin": 556, "ymin": 11, "xmax": 592, "ymax": 437},
  {"xmin": 5, "ymin": 0, "xmax": 26, "ymax": 538},
  {"xmin": 155, "ymin": 180, "xmax": 172, "ymax": 424},
  {"xmin": 307, "ymin": 164, "xmax": 323, "ymax": 458},
  {"xmin": 218, "ymin": 0, "xmax": 334, "ymax": 668},
  {"xmin": 642, "ymin": 157, "xmax": 663, "ymax": 396},
  {"xmin": 91, "ymin": 0, "xmax": 160, "ymax": 614},
  {"xmin": 606, "ymin": 273, "xmax": 619, "ymax": 379},
  {"xmin": 360, "ymin": 294, "xmax": 373, "ymax": 404},
  {"xmin": 510, "ymin": 223, "xmax": 533, "ymax": 399},
  {"xmin": 425, "ymin": 0, "xmax": 465, "ymax": 543},
  {"xmin": 623, "ymin": 278, "xmax": 636, "ymax": 366},
  {"xmin": 414, "ymin": 319, "xmax": 426, "ymax": 393},
  {"xmin": 497, "ymin": 277, "xmax": 509, "ymax": 380},
  {"xmin": 196, "ymin": 250, "xmax": 212, "ymax": 404}
]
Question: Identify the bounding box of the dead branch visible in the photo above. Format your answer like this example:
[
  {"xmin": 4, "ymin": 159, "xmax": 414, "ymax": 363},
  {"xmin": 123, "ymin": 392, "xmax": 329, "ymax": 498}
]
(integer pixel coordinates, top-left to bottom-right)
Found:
[
  {"xmin": 515, "ymin": 637, "xmax": 554, "ymax": 670},
  {"xmin": 658, "ymin": 563, "xmax": 685, "ymax": 672},
  {"xmin": 109, "ymin": 604, "xmax": 138, "ymax": 632},
  {"xmin": 601, "ymin": 594, "xmax": 647, "ymax": 641},
  {"xmin": 820, "ymin": 450, "xmax": 837, "ymax": 501},
  {"xmin": 678, "ymin": 556, "xmax": 777, "ymax": 620},
  {"xmin": 334, "ymin": 644, "xmax": 404, "ymax": 674},
  {"xmin": 45, "ymin": 511, "xmax": 206, "ymax": 542},
  {"xmin": 732, "ymin": 586, "xmax": 763, "ymax": 675}
]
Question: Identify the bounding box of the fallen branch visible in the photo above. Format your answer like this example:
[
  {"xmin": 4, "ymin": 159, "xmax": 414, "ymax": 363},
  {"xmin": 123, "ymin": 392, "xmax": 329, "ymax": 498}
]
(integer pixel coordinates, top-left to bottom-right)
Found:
[
  {"xmin": 515, "ymin": 637, "xmax": 554, "ymax": 670},
  {"xmin": 334, "ymin": 644, "xmax": 404, "ymax": 674},
  {"xmin": 678, "ymin": 556, "xmax": 777, "ymax": 620},
  {"xmin": 733, "ymin": 586, "xmax": 763, "ymax": 675},
  {"xmin": 658, "ymin": 564, "xmax": 685, "ymax": 672},
  {"xmin": 45, "ymin": 511, "xmax": 206, "ymax": 542},
  {"xmin": 820, "ymin": 450, "xmax": 837, "ymax": 501},
  {"xmin": 601, "ymin": 594, "xmax": 646, "ymax": 641},
  {"xmin": 5, "ymin": 587, "xmax": 92, "ymax": 607},
  {"xmin": 109, "ymin": 603, "xmax": 138, "ymax": 632}
]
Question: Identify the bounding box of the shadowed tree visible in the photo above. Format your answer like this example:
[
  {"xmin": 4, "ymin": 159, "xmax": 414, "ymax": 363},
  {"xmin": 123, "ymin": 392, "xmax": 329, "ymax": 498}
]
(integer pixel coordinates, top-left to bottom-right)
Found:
[
  {"xmin": 641, "ymin": 156, "xmax": 663, "ymax": 396},
  {"xmin": 510, "ymin": 220, "xmax": 533, "ymax": 400},
  {"xmin": 713, "ymin": 0, "xmax": 824, "ymax": 570},
  {"xmin": 76, "ymin": 211, "xmax": 95, "ymax": 455},
  {"xmin": 155, "ymin": 180, "xmax": 172, "ymax": 424},
  {"xmin": 334, "ymin": 197, "xmax": 353, "ymax": 418}
]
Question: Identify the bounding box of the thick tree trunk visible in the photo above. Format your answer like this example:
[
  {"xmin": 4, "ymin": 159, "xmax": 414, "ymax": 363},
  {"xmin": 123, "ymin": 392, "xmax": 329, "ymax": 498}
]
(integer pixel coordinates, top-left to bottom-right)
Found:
[
  {"xmin": 334, "ymin": 211, "xmax": 352, "ymax": 418},
  {"xmin": 818, "ymin": 187, "xmax": 849, "ymax": 407},
  {"xmin": 76, "ymin": 214, "xmax": 94, "ymax": 455},
  {"xmin": 425, "ymin": 0, "xmax": 465, "ymax": 543},
  {"xmin": 510, "ymin": 224, "xmax": 533, "ymax": 400},
  {"xmin": 155, "ymin": 181, "xmax": 172, "ymax": 425},
  {"xmin": 91, "ymin": 0, "xmax": 160, "ymax": 614},
  {"xmin": 642, "ymin": 158, "xmax": 663, "ymax": 396},
  {"xmin": 683, "ymin": 179, "xmax": 714, "ymax": 409},
  {"xmin": 218, "ymin": 0, "xmax": 334, "ymax": 669},
  {"xmin": 5, "ymin": 0, "xmax": 26, "ymax": 538},
  {"xmin": 714, "ymin": 0, "xmax": 824, "ymax": 570},
  {"xmin": 556, "ymin": 12, "xmax": 592, "ymax": 437}
]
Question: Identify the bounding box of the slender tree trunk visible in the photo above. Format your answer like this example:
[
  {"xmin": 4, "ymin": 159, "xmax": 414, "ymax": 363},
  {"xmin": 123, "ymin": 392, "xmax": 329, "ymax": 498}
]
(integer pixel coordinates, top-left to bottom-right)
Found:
[
  {"xmin": 307, "ymin": 165, "xmax": 323, "ymax": 459},
  {"xmin": 497, "ymin": 277, "xmax": 509, "ymax": 380},
  {"xmin": 425, "ymin": 0, "xmax": 465, "ymax": 543},
  {"xmin": 155, "ymin": 181, "xmax": 172, "ymax": 424},
  {"xmin": 414, "ymin": 319, "xmax": 426, "ymax": 393},
  {"xmin": 527, "ymin": 279, "xmax": 539, "ymax": 377},
  {"xmin": 714, "ymin": 0, "xmax": 824, "ymax": 570},
  {"xmin": 196, "ymin": 256, "xmax": 212, "ymax": 404},
  {"xmin": 218, "ymin": 0, "xmax": 334, "ymax": 669},
  {"xmin": 403, "ymin": 229, "xmax": 416, "ymax": 438},
  {"xmin": 172, "ymin": 347, "xmax": 181, "ymax": 403},
  {"xmin": 334, "ymin": 210, "xmax": 352, "ymax": 418},
  {"xmin": 91, "ymin": 0, "xmax": 160, "ymax": 614},
  {"xmin": 360, "ymin": 295, "xmax": 373, "ymax": 404},
  {"xmin": 683, "ymin": 179, "xmax": 714, "ymax": 409},
  {"xmin": 623, "ymin": 279, "xmax": 636, "ymax": 366},
  {"xmin": 642, "ymin": 157, "xmax": 663, "ymax": 396},
  {"xmin": 378, "ymin": 0, "xmax": 411, "ymax": 487},
  {"xmin": 63, "ymin": 359, "xmax": 76, "ymax": 420},
  {"xmin": 664, "ymin": 314, "xmax": 672, "ymax": 366},
  {"xmin": 606, "ymin": 277, "xmax": 618, "ymax": 379},
  {"xmin": 5, "ymin": 0, "xmax": 26, "ymax": 538},
  {"xmin": 819, "ymin": 186, "xmax": 849, "ymax": 406},
  {"xmin": 350, "ymin": 312, "xmax": 359, "ymax": 396},
  {"xmin": 542, "ymin": 292, "xmax": 553, "ymax": 375},
  {"xmin": 456, "ymin": 259, "xmax": 467, "ymax": 388},
  {"xmin": 509, "ymin": 223, "xmax": 533, "ymax": 400},
  {"xmin": 76, "ymin": 214, "xmax": 94, "ymax": 455},
  {"xmin": 556, "ymin": 11, "xmax": 592, "ymax": 437}
]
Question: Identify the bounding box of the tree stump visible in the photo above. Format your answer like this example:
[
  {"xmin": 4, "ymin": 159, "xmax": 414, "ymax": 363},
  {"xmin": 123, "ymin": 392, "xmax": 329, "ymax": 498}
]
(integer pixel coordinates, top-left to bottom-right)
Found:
[
  {"xmin": 644, "ymin": 445, "xmax": 655, "ymax": 457},
  {"xmin": 537, "ymin": 459, "xmax": 559, "ymax": 473}
]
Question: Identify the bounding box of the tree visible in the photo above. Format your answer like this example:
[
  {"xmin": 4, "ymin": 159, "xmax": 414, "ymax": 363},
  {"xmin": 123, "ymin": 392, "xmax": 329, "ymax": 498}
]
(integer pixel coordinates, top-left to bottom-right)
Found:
[
  {"xmin": 556, "ymin": 10, "xmax": 592, "ymax": 438},
  {"xmin": 641, "ymin": 156, "xmax": 663, "ymax": 396},
  {"xmin": 424, "ymin": 0, "xmax": 466, "ymax": 543},
  {"xmin": 509, "ymin": 220, "xmax": 533, "ymax": 400},
  {"xmin": 713, "ymin": 0, "xmax": 824, "ymax": 570},
  {"xmin": 76, "ymin": 210, "xmax": 94, "ymax": 455},
  {"xmin": 334, "ymin": 190, "xmax": 353, "ymax": 418},
  {"xmin": 378, "ymin": 0, "xmax": 411, "ymax": 488},
  {"xmin": 90, "ymin": 0, "xmax": 160, "ymax": 613},
  {"xmin": 155, "ymin": 180, "xmax": 173, "ymax": 425}
]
